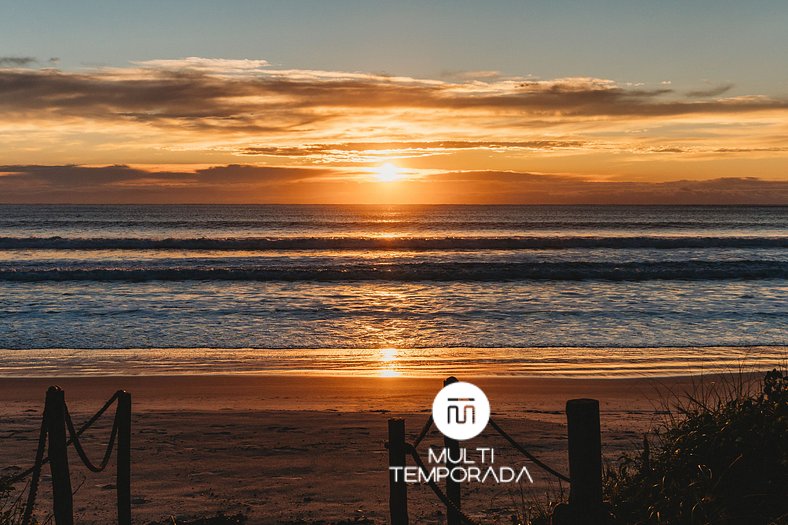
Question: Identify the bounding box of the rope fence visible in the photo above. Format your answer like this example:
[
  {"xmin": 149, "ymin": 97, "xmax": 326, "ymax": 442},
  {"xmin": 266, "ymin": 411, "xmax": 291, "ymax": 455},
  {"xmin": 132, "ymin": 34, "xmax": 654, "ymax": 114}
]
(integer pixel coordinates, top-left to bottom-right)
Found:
[
  {"xmin": 5, "ymin": 386, "xmax": 132, "ymax": 525},
  {"xmin": 387, "ymin": 378, "xmax": 605, "ymax": 525},
  {"xmin": 6, "ymin": 379, "xmax": 601, "ymax": 525}
]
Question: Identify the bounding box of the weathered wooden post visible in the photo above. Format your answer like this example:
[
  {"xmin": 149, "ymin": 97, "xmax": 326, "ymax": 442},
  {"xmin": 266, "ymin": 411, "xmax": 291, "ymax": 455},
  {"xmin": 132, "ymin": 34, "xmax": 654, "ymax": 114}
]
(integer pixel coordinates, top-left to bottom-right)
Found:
[
  {"xmin": 444, "ymin": 376, "xmax": 461, "ymax": 525},
  {"xmin": 46, "ymin": 386, "xmax": 73, "ymax": 525},
  {"xmin": 388, "ymin": 418, "xmax": 409, "ymax": 525},
  {"xmin": 563, "ymin": 398, "xmax": 604, "ymax": 524},
  {"xmin": 116, "ymin": 390, "xmax": 132, "ymax": 525}
]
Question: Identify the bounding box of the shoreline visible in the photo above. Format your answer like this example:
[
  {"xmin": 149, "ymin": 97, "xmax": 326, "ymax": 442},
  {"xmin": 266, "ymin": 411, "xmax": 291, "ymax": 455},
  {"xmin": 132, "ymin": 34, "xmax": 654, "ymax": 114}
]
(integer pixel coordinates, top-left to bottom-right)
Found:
[{"xmin": 0, "ymin": 346, "xmax": 783, "ymax": 379}]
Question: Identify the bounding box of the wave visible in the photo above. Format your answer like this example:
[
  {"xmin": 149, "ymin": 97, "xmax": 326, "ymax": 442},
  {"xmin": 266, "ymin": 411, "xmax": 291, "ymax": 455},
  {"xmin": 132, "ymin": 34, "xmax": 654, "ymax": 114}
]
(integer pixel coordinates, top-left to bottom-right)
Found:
[
  {"xmin": 0, "ymin": 219, "xmax": 781, "ymax": 229},
  {"xmin": 1, "ymin": 260, "xmax": 784, "ymax": 282},
  {"xmin": 0, "ymin": 236, "xmax": 785, "ymax": 251}
]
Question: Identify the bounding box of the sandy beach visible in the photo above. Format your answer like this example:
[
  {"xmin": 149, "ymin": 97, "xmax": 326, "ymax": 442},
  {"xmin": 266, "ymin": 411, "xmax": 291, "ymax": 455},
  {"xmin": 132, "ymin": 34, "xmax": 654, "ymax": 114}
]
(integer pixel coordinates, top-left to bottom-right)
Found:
[{"xmin": 0, "ymin": 373, "xmax": 742, "ymax": 524}]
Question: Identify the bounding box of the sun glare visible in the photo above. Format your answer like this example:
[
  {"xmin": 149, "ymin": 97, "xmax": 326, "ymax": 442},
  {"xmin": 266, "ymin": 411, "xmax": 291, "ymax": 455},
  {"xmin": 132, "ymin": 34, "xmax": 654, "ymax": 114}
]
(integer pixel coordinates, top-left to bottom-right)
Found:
[
  {"xmin": 378, "ymin": 347, "xmax": 400, "ymax": 377},
  {"xmin": 373, "ymin": 162, "xmax": 404, "ymax": 182}
]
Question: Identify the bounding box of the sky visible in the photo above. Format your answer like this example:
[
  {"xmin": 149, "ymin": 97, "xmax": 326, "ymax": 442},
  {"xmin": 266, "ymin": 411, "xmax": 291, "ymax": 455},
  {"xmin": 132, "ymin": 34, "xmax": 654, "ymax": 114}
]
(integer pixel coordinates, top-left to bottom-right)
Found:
[{"xmin": 0, "ymin": 0, "xmax": 787, "ymax": 204}]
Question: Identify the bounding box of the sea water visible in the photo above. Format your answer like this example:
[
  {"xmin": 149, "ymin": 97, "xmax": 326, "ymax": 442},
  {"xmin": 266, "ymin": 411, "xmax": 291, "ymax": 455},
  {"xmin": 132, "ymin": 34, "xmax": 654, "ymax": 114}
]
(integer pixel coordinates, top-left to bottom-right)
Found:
[{"xmin": 0, "ymin": 205, "xmax": 785, "ymax": 376}]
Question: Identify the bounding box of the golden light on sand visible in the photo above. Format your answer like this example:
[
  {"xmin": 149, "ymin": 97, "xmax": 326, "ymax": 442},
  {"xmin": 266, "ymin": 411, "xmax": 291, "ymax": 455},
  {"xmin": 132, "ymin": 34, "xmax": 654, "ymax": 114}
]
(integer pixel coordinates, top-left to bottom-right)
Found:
[{"xmin": 373, "ymin": 162, "xmax": 404, "ymax": 182}]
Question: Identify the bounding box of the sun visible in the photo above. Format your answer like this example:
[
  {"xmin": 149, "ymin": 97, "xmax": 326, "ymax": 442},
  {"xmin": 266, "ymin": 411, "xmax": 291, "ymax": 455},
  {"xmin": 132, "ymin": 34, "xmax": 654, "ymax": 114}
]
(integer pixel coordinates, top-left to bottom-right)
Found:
[{"xmin": 373, "ymin": 162, "xmax": 404, "ymax": 182}]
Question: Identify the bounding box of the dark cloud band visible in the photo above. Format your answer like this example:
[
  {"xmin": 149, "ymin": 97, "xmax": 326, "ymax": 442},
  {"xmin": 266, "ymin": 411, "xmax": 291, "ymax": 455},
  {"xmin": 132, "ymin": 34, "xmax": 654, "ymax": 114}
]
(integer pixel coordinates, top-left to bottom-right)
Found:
[
  {"xmin": 0, "ymin": 67, "xmax": 785, "ymax": 132},
  {"xmin": 1, "ymin": 164, "xmax": 785, "ymax": 204}
]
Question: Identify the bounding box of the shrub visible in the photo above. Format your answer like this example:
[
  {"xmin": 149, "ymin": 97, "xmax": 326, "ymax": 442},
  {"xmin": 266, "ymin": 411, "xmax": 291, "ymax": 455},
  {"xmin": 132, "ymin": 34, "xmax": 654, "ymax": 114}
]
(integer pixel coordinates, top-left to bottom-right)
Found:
[{"xmin": 605, "ymin": 369, "xmax": 788, "ymax": 525}]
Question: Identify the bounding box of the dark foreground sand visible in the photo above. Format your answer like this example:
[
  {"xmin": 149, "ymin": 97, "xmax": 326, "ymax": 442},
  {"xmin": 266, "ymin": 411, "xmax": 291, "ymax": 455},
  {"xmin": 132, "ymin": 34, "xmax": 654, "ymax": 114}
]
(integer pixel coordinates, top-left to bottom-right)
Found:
[{"xmin": 0, "ymin": 375, "xmax": 744, "ymax": 524}]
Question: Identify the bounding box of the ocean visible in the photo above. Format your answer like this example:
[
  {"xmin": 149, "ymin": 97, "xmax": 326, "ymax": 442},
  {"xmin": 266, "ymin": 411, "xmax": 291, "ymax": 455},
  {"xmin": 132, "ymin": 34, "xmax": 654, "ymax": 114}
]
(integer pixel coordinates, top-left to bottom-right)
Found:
[{"xmin": 0, "ymin": 204, "xmax": 785, "ymax": 376}]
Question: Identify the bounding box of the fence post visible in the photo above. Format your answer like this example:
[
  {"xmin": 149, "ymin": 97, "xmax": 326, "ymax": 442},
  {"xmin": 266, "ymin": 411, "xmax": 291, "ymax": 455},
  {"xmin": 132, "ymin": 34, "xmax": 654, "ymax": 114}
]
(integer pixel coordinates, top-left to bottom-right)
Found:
[
  {"xmin": 565, "ymin": 398, "xmax": 604, "ymax": 524},
  {"xmin": 388, "ymin": 418, "xmax": 409, "ymax": 525},
  {"xmin": 444, "ymin": 376, "xmax": 461, "ymax": 525},
  {"xmin": 116, "ymin": 390, "xmax": 132, "ymax": 525},
  {"xmin": 45, "ymin": 386, "xmax": 73, "ymax": 525}
]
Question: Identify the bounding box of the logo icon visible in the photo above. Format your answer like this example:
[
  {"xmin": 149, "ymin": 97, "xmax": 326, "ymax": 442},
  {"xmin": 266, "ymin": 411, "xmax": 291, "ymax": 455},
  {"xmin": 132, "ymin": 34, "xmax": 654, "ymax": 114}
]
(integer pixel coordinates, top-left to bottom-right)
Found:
[{"xmin": 432, "ymin": 381, "xmax": 490, "ymax": 440}]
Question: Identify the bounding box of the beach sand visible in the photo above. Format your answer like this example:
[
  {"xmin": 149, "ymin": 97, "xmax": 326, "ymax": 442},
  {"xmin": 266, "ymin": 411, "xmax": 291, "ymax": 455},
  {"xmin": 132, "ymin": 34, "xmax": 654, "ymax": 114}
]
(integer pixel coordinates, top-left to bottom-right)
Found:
[{"xmin": 0, "ymin": 374, "xmax": 746, "ymax": 524}]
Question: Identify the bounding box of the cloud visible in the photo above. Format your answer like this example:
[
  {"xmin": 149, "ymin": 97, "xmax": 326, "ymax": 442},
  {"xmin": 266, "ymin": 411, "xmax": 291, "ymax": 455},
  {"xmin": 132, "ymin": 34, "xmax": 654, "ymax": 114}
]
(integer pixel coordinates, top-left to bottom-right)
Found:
[
  {"xmin": 0, "ymin": 56, "xmax": 37, "ymax": 67},
  {"xmin": 441, "ymin": 70, "xmax": 502, "ymax": 80},
  {"xmin": 0, "ymin": 164, "xmax": 324, "ymax": 188},
  {"xmin": 714, "ymin": 147, "xmax": 788, "ymax": 153},
  {"xmin": 0, "ymin": 58, "xmax": 786, "ymax": 196},
  {"xmin": 686, "ymin": 83, "xmax": 735, "ymax": 98},
  {"xmin": 0, "ymin": 164, "xmax": 785, "ymax": 205},
  {"xmin": 0, "ymin": 65, "xmax": 784, "ymax": 131},
  {"xmin": 240, "ymin": 140, "xmax": 584, "ymax": 160},
  {"xmin": 135, "ymin": 57, "xmax": 270, "ymax": 73},
  {"xmin": 425, "ymin": 171, "xmax": 788, "ymax": 205}
]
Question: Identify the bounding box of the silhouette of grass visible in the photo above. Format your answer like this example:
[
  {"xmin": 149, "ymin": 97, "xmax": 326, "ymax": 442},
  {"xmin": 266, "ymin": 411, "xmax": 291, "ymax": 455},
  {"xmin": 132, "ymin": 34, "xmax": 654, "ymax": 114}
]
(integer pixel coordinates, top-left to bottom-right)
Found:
[
  {"xmin": 0, "ymin": 476, "xmax": 28, "ymax": 525},
  {"xmin": 605, "ymin": 369, "xmax": 787, "ymax": 525}
]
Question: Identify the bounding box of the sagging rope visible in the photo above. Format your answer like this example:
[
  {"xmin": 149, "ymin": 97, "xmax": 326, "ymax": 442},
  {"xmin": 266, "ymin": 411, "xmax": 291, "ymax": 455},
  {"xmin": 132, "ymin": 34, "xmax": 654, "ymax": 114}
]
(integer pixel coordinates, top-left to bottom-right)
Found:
[
  {"xmin": 7, "ymin": 390, "xmax": 123, "ymax": 525},
  {"xmin": 20, "ymin": 407, "xmax": 48, "ymax": 525},
  {"xmin": 8, "ymin": 391, "xmax": 120, "ymax": 484},
  {"xmin": 409, "ymin": 414, "xmax": 570, "ymax": 483},
  {"xmin": 488, "ymin": 418, "xmax": 570, "ymax": 484},
  {"xmin": 404, "ymin": 443, "xmax": 481, "ymax": 525},
  {"xmin": 64, "ymin": 400, "xmax": 120, "ymax": 473}
]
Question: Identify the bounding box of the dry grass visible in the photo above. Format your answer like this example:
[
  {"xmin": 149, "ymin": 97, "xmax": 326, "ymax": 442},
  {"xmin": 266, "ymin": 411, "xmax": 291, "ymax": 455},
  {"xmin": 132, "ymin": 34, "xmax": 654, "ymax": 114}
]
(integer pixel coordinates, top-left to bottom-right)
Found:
[{"xmin": 604, "ymin": 369, "xmax": 787, "ymax": 525}]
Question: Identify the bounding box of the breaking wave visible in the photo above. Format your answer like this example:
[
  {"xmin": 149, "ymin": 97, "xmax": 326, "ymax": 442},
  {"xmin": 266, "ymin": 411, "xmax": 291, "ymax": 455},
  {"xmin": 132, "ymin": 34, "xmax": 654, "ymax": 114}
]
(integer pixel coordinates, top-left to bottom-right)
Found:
[
  {"xmin": 1, "ymin": 236, "xmax": 785, "ymax": 251},
  {"xmin": 1, "ymin": 260, "xmax": 784, "ymax": 282}
]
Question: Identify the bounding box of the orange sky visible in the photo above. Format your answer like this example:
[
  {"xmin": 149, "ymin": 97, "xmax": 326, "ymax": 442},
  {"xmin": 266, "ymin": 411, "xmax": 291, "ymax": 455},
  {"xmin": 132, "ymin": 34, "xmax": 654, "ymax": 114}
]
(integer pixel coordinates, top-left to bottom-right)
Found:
[{"xmin": 1, "ymin": 58, "xmax": 787, "ymax": 204}]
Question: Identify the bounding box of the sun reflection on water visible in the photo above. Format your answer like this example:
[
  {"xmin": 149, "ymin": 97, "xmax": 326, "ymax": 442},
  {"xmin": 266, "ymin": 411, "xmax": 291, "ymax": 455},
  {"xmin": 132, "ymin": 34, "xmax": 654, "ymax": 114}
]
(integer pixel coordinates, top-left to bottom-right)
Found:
[{"xmin": 378, "ymin": 347, "xmax": 401, "ymax": 377}]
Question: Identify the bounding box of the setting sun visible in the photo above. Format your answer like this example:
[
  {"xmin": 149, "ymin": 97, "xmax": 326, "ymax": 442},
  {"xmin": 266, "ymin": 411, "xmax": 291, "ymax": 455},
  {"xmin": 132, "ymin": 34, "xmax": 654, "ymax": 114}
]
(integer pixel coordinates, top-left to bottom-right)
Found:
[{"xmin": 373, "ymin": 162, "xmax": 404, "ymax": 182}]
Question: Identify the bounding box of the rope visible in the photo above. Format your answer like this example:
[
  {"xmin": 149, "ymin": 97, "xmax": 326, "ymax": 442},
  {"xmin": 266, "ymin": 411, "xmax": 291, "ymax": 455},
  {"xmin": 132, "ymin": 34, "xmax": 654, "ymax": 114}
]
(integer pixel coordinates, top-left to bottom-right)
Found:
[
  {"xmin": 69, "ymin": 391, "xmax": 121, "ymax": 439},
  {"xmin": 64, "ymin": 401, "xmax": 119, "ymax": 473},
  {"xmin": 20, "ymin": 405, "xmax": 47, "ymax": 525},
  {"xmin": 411, "ymin": 415, "xmax": 434, "ymax": 449},
  {"xmin": 404, "ymin": 443, "xmax": 481, "ymax": 525},
  {"xmin": 488, "ymin": 418, "xmax": 570, "ymax": 483},
  {"xmin": 7, "ymin": 389, "xmax": 124, "ymax": 525},
  {"xmin": 8, "ymin": 390, "xmax": 121, "ymax": 483},
  {"xmin": 407, "ymin": 413, "xmax": 569, "ymax": 483}
]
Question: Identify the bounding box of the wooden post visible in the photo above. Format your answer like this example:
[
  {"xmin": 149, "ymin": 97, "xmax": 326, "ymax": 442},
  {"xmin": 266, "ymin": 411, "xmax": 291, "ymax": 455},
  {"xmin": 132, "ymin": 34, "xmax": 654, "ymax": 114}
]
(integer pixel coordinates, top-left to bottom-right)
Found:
[
  {"xmin": 444, "ymin": 376, "xmax": 461, "ymax": 525},
  {"xmin": 116, "ymin": 390, "xmax": 132, "ymax": 525},
  {"xmin": 388, "ymin": 418, "xmax": 408, "ymax": 525},
  {"xmin": 46, "ymin": 386, "xmax": 73, "ymax": 525},
  {"xmin": 565, "ymin": 398, "xmax": 603, "ymax": 524}
]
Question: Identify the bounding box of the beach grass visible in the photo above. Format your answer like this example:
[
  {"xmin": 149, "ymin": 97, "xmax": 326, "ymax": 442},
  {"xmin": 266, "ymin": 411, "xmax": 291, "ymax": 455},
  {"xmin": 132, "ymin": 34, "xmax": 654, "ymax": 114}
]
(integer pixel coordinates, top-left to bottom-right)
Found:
[
  {"xmin": 604, "ymin": 369, "xmax": 787, "ymax": 525},
  {"xmin": 0, "ymin": 476, "xmax": 25, "ymax": 525}
]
